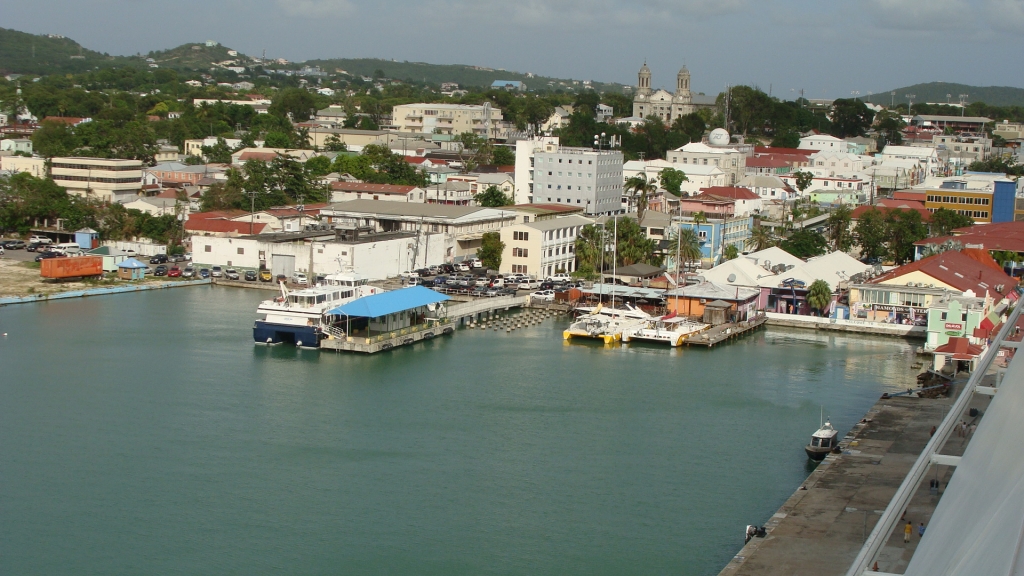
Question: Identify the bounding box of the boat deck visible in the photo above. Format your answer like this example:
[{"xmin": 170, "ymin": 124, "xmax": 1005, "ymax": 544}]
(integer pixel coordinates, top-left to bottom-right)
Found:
[
  {"xmin": 320, "ymin": 320, "xmax": 455, "ymax": 353},
  {"xmin": 686, "ymin": 314, "xmax": 768, "ymax": 347}
]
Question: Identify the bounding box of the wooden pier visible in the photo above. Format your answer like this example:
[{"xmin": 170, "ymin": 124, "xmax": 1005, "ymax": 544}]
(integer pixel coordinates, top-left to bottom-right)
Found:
[{"xmin": 685, "ymin": 314, "xmax": 768, "ymax": 347}]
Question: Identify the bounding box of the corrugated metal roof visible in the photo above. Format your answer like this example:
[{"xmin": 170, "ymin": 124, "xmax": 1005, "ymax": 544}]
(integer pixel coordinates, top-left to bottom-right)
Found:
[{"xmin": 327, "ymin": 286, "xmax": 449, "ymax": 318}]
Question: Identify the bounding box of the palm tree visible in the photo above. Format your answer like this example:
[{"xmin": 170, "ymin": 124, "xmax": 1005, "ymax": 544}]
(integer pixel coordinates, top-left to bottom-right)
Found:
[
  {"xmin": 574, "ymin": 224, "xmax": 609, "ymax": 278},
  {"xmin": 746, "ymin": 226, "xmax": 776, "ymax": 252},
  {"xmin": 624, "ymin": 173, "xmax": 658, "ymax": 224},
  {"xmin": 670, "ymin": 227, "xmax": 702, "ymax": 272},
  {"xmin": 807, "ymin": 279, "xmax": 832, "ymax": 316},
  {"xmin": 693, "ymin": 211, "xmax": 708, "ymax": 224}
]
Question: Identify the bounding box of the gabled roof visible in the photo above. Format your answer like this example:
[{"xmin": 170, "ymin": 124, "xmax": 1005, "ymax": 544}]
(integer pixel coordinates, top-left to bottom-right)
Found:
[
  {"xmin": 700, "ymin": 186, "xmax": 760, "ymax": 200},
  {"xmin": 916, "ymin": 221, "xmax": 1024, "ymax": 252},
  {"xmin": 870, "ymin": 250, "xmax": 1017, "ymax": 298},
  {"xmin": 665, "ymin": 280, "xmax": 759, "ymax": 301},
  {"xmin": 188, "ymin": 210, "xmax": 248, "ymax": 220},
  {"xmin": 185, "ymin": 219, "xmax": 268, "ymax": 234},
  {"xmin": 330, "ymin": 182, "xmax": 417, "ymax": 194},
  {"xmin": 754, "ymin": 146, "xmax": 816, "ymax": 156},
  {"xmin": 933, "ymin": 337, "xmax": 984, "ymax": 359},
  {"xmin": 327, "ymin": 286, "xmax": 449, "ymax": 318}
]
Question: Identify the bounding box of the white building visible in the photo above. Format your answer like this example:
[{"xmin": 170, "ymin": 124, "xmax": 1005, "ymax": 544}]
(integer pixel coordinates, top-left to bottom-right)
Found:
[
  {"xmin": 736, "ymin": 175, "xmax": 796, "ymax": 201},
  {"xmin": 0, "ymin": 138, "xmax": 33, "ymax": 155},
  {"xmin": 499, "ymin": 215, "xmax": 594, "ymax": 277},
  {"xmin": 530, "ymin": 143, "xmax": 624, "ymax": 215},
  {"xmin": 806, "ymin": 151, "xmax": 867, "ymax": 177},
  {"xmin": 880, "ymin": 145, "xmax": 942, "ymax": 175},
  {"xmin": 51, "ymin": 157, "xmax": 143, "ymax": 203},
  {"xmin": 798, "ymin": 134, "xmax": 854, "ymax": 153},
  {"xmin": 623, "ymin": 159, "xmax": 728, "ymax": 196},
  {"xmin": 0, "ymin": 155, "xmax": 46, "ymax": 178},
  {"xmin": 514, "ymin": 136, "xmax": 560, "ymax": 204},
  {"xmin": 390, "ymin": 103, "xmax": 504, "ymax": 138},
  {"xmin": 665, "ymin": 142, "xmax": 746, "ymax": 184}
]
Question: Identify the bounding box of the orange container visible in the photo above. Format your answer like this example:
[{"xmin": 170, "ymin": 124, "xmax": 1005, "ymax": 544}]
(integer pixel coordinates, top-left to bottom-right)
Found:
[{"xmin": 40, "ymin": 256, "xmax": 104, "ymax": 279}]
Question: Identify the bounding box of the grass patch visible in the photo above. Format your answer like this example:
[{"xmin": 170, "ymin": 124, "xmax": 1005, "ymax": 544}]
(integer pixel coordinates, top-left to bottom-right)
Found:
[{"xmin": 19, "ymin": 261, "xmax": 41, "ymax": 269}]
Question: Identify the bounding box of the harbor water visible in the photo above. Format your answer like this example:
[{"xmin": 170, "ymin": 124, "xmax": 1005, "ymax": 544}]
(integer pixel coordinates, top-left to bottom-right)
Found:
[{"xmin": 0, "ymin": 286, "xmax": 919, "ymax": 575}]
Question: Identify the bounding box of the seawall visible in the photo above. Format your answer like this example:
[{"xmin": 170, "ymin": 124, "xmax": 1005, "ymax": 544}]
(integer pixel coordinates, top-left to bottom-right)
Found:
[
  {"xmin": 765, "ymin": 312, "xmax": 925, "ymax": 338},
  {"xmin": 0, "ymin": 279, "xmax": 211, "ymax": 305}
]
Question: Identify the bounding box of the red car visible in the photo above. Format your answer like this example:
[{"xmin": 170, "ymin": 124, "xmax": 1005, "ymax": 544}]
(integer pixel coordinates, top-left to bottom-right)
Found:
[{"xmin": 167, "ymin": 266, "xmax": 182, "ymax": 278}]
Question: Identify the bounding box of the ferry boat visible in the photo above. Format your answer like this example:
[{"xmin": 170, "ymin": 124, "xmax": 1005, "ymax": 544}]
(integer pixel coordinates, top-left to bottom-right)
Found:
[
  {"xmin": 563, "ymin": 304, "xmax": 649, "ymax": 344},
  {"xmin": 253, "ymin": 270, "xmax": 381, "ymax": 347},
  {"xmin": 804, "ymin": 419, "xmax": 839, "ymax": 461},
  {"xmin": 621, "ymin": 313, "xmax": 709, "ymax": 347}
]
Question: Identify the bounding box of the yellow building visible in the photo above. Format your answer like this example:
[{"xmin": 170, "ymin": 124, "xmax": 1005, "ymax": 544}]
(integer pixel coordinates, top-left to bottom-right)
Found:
[{"xmin": 924, "ymin": 188, "xmax": 993, "ymax": 222}]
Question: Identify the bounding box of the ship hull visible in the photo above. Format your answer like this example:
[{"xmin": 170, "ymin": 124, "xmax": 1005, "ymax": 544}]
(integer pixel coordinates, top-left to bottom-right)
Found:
[{"xmin": 253, "ymin": 321, "xmax": 321, "ymax": 348}]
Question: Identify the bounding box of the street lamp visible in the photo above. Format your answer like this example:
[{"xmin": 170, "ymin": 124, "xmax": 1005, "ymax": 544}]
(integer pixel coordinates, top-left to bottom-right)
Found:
[
  {"xmin": 959, "ymin": 94, "xmax": 969, "ymax": 117},
  {"xmin": 905, "ymin": 94, "xmax": 916, "ymax": 115},
  {"xmin": 890, "ymin": 91, "xmax": 896, "ymax": 108}
]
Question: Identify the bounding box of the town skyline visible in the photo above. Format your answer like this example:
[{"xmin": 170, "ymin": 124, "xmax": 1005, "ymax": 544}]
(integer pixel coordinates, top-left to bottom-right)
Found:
[{"xmin": 3, "ymin": 0, "xmax": 1024, "ymax": 98}]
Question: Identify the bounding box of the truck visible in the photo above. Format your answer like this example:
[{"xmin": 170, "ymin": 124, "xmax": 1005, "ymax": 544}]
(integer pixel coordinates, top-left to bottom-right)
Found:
[{"xmin": 40, "ymin": 256, "xmax": 104, "ymax": 280}]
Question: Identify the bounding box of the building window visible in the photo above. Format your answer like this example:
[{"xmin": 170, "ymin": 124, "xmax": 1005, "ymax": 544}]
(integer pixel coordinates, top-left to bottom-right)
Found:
[
  {"xmin": 205, "ymin": 245, "xmax": 212, "ymax": 252},
  {"xmin": 237, "ymin": 248, "xmax": 244, "ymax": 254}
]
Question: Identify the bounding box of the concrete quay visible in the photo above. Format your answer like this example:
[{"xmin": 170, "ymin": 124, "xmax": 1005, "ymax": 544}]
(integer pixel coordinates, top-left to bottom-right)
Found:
[
  {"xmin": 765, "ymin": 312, "xmax": 925, "ymax": 339},
  {"xmin": 718, "ymin": 377, "xmax": 992, "ymax": 576}
]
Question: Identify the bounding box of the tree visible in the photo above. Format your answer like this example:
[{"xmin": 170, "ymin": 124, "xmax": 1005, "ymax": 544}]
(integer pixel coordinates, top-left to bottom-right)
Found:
[
  {"xmin": 475, "ymin": 185, "xmax": 512, "ymax": 207},
  {"xmin": 478, "ymin": 231, "xmax": 504, "ymax": 270},
  {"xmin": 827, "ymin": 204, "xmax": 854, "ymax": 252},
  {"xmin": 31, "ymin": 120, "xmax": 79, "ymax": 157},
  {"xmin": 671, "ymin": 227, "xmax": 702, "ymax": 271},
  {"xmin": 724, "ymin": 244, "xmax": 740, "ymax": 260},
  {"xmin": 269, "ymin": 88, "xmax": 316, "ymax": 122},
  {"xmin": 574, "ymin": 224, "xmax": 609, "ymax": 278},
  {"xmin": 807, "ymin": 279, "xmax": 832, "ymax": 316},
  {"xmin": 624, "ymin": 173, "xmax": 657, "ymax": 224},
  {"xmin": 304, "ymin": 155, "xmax": 333, "ymax": 177},
  {"xmin": 780, "ymin": 229, "xmax": 827, "ymax": 258},
  {"xmin": 323, "ymin": 134, "xmax": 348, "ymax": 152},
  {"xmin": 200, "ymin": 137, "xmax": 233, "ymax": 164},
  {"xmin": 855, "ymin": 209, "xmax": 889, "ymax": 262},
  {"xmin": 875, "ymin": 109, "xmax": 905, "ymax": 147},
  {"xmin": 670, "ymin": 113, "xmax": 706, "ymax": 143},
  {"xmin": 929, "ymin": 208, "xmax": 974, "ymax": 237},
  {"xmin": 614, "ymin": 216, "xmax": 663, "ymax": 267},
  {"xmin": 829, "ymin": 99, "xmax": 875, "ymax": 137},
  {"xmin": 491, "ymin": 146, "xmax": 515, "ymax": 166},
  {"xmin": 264, "ymin": 130, "xmax": 293, "ymax": 148},
  {"xmin": 746, "ymin": 226, "xmax": 776, "ymax": 251},
  {"xmin": 793, "ymin": 171, "xmax": 814, "ymax": 194},
  {"xmin": 885, "ymin": 209, "xmax": 928, "ymax": 265},
  {"xmin": 659, "ymin": 167, "xmax": 688, "ymax": 197},
  {"xmin": 770, "ymin": 130, "xmax": 800, "ymax": 148}
]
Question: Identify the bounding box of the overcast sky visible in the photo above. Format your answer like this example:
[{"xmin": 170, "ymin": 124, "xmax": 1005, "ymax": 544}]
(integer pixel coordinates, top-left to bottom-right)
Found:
[{"xmin": 4, "ymin": 0, "xmax": 1024, "ymax": 98}]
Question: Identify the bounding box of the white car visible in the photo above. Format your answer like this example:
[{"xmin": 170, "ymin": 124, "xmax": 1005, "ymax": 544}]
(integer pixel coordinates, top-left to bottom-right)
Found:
[
  {"xmin": 0, "ymin": 246, "xmax": 5, "ymax": 256},
  {"xmin": 531, "ymin": 290, "xmax": 555, "ymax": 302},
  {"xmin": 456, "ymin": 263, "xmax": 470, "ymax": 272},
  {"xmin": 519, "ymin": 278, "xmax": 540, "ymax": 290},
  {"xmin": 28, "ymin": 235, "xmax": 52, "ymax": 245},
  {"xmin": 546, "ymin": 273, "xmax": 573, "ymax": 283},
  {"xmin": 468, "ymin": 259, "xmax": 483, "ymax": 269},
  {"xmin": 293, "ymin": 272, "xmax": 308, "ymax": 286}
]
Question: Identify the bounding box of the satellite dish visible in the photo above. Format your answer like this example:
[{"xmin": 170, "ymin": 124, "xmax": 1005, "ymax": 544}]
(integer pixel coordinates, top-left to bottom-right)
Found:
[{"xmin": 727, "ymin": 273, "xmax": 737, "ymax": 283}]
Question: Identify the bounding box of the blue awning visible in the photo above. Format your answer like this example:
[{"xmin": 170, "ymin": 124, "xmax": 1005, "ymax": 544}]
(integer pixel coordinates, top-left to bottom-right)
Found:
[{"xmin": 327, "ymin": 286, "xmax": 450, "ymax": 318}]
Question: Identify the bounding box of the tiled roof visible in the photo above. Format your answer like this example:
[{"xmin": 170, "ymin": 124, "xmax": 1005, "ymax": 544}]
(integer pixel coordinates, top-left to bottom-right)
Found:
[
  {"xmin": 700, "ymin": 186, "xmax": 760, "ymax": 200},
  {"xmin": 870, "ymin": 250, "xmax": 1017, "ymax": 298},
  {"xmin": 330, "ymin": 182, "xmax": 417, "ymax": 194},
  {"xmin": 915, "ymin": 221, "xmax": 1024, "ymax": 252},
  {"xmin": 753, "ymin": 146, "xmax": 815, "ymax": 156},
  {"xmin": 188, "ymin": 210, "xmax": 248, "ymax": 220},
  {"xmin": 933, "ymin": 337, "xmax": 984, "ymax": 359},
  {"xmin": 185, "ymin": 219, "xmax": 267, "ymax": 234},
  {"xmin": 238, "ymin": 151, "xmax": 280, "ymax": 162}
]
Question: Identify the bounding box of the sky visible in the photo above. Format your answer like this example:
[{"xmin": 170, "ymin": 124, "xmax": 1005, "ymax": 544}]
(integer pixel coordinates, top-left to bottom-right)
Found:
[{"xmin": 3, "ymin": 0, "xmax": 1024, "ymax": 98}]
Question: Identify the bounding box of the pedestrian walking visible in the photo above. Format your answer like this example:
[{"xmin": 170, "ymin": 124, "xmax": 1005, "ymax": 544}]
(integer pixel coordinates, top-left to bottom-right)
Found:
[
  {"xmin": 918, "ymin": 522, "xmax": 925, "ymax": 537},
  {"xmin": 904, "ymin": 521, "xmax": 913, "ymax": 543}
]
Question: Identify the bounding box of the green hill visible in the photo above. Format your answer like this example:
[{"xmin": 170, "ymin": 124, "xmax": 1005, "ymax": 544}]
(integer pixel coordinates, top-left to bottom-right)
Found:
[
  {"xmin": 0, "ymin": 27, "xmax": 138, "ymax": 75},
  {"xmin": 864, "ymin": 82, "xmax": 1024, "ymax": 108},
  {"xmin": 145, "ymin": 42, "xmax": 251, "ymax": 71},
  {"xmin": 304, "ymin": 57, "xmax": 627, "ymax": 92}
]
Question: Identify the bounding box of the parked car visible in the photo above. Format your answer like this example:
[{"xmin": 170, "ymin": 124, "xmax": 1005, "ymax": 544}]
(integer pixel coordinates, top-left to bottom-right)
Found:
[
  {"xmin": 182, "ymin": 266, "xmax": 195, "ymax": 278},
  {"xmin": 243, "ymin": 270, "xmax": 256, "ymax": 281},
  {"xmin": 484, "ymin": 288, "xmax": 501, "ymax": 297},
  {"xmin": 154, "ymin": 265, "xmax": 168, "ymax": 277},
  {"xmin": 474, "ymin": 277, "xmax": 489, "ymax": 287},
  {"xmin": 491, "ymin": 277, "xmax": 505, "ymax": 287},
  {"xmin": 539, "ymin": 281, "xmax": 556, "ymax": 290},
  {"xmin": 149, "ymin": 254, "xmax": 168, "ymax": 264},
  {"xmin": 211, "ymin": 266, "xmax": 223, "ymax": 278},
  {"xmin": 292, "ymin": 272, "xmax": 308, "ymax": 285},
  {"xmin": 519, "ymin": 278, "xmax": 541, "ymax": 290},
  {"xmin": 546, "ymin": 273, "xmax": 572, "ymax": 283},
  {"xmin": 258, "ymin": 269, "xmax": 272, "ymax": 282},
  {"xmin": 456, "ymin": 263, "xmax": 470, "ymax": 272},
  {"xmin": 169, "ymin": 254, "xmax": 187, "ymax": 263},
  {"xmin": 498, "ymin": 287, "xmax": 518, "ymax": 296},
  {"xmin": 125, "ymin": 249, "xmax": 136, "ymax": 257},
  {"xmin": 439, "ymin": 264, "xmax": 456, "ymax": 274},
  {"xmin": 28, "ymin": 235, "xmax": 52, "ymax": 245},
  {"xmin": 35, "ymin": 251, "xmax": 64, "ymax": 262},
  {"xmin": 167, "ymin": 266, "xmax": 182, "ymax": 278},
  {"xmin": 428, "ymin": 265, "xmax": 440, "ymax": 275},
  {"xmin": 531, "ymin": 290, "xmax": 556, "ymax": 302},
  {"xmin": 26, "ymin": 242, "xmax": 40, "ymax": 252},
  {"xmin": 225, "ymin": 268, "xmax": 240, "ymax": 280},
  {"xmin": 199, "ymin": 268, "xmax": 210, "ymax": 279},
  {"xmin": 3, "ymin": 240, "xmax": 26, "ymax": 250},
  {"xmin": 468, "ymin": 258, "xmax": 483, "ymax": 269},
  {"xmin": 276, "ymin": 274, "xmax": 287, "ymax": 284},
  {"xmin": 0, "ymin": 245, "xmax": 4, "ymax": 256}
]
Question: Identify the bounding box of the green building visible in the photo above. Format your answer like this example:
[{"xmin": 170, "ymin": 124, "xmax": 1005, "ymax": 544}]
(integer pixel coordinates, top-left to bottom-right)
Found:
[{"xmin": 925, "ymin": 296, "xmax": 990, "ymax": 351}]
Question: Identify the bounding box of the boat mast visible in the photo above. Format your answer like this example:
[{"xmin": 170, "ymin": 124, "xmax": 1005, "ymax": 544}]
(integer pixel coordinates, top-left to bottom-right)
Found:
[{"xmin": 612, "ymin": 215, "xmax": 617, "ymax": 312}]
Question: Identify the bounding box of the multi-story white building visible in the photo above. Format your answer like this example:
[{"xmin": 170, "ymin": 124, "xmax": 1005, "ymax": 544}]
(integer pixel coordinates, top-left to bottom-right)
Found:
[
  {"xmin": 514, "ymin": 136, "xmax": 560, "ymax": 204},
  {"xmin": 390, "ymin": 103, "xmax": 504, "ymax": 138},
  {"xmin": 806, "ymin": 151, "xmax": 868, "ymax": 177},
  {"xmin": 798, "ymin": 134, "xmax": 855, "ymax": 153},
  {"xmin": 0, "ymin": 138, "xmax": 33, "ymax": 155},
  {"xmin": 0, "ymin": 155, "xmax": 46, "ymax": 178},
  {"xmin": 665, "ymin": 142, "xmax": 746, "ymax": 184},
  {"xmin": 880, "ymin": 145, "xmax": 942, "ymax": 176},
  {"xmin": 499, "ymin": 215, "xmax": 594, "ymax": 277},
  {"xmin": 529, "ymin": 143, "xmax": 624, "ymax": 215},
  {"xmin": 51, "ymin": 157, "xmax": 143, "ymax": 203},
  {"xmin": 623, "ymin": 159, "xmax": 728, "ymax": 197}
]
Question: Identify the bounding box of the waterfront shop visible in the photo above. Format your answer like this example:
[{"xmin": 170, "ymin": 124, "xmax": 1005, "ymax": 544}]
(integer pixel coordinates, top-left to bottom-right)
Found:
[
  {"xmin": 847, "ymin": 283, "xmax": 943, "ymax": 324},
  {"xmin": 924, "ymin": 296, "xmax": 1000, "ymax": 351},
  {"xmin": 117, "ymin": 258, "xmax": 148, "ymax": 280},
  {"xmin": 665, "ymin": 281, "xmax": 758, "ymax": 321},
  {"xmin": 323, "ymin": 286, "xmax": 453, "ymax": 353}
]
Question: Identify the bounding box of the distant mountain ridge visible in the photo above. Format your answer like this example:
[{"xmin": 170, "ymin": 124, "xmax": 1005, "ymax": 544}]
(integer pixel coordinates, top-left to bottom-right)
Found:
[{"xmin": 864, "ymin": 82, "xmax": 1024, "ymax": 108}]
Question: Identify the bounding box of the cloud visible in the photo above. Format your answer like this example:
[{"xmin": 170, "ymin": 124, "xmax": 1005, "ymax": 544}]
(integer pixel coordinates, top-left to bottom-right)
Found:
[
  {"xmin": 276, "ymin": 0, "xmax": 354, "ymax": 17},
  {"xmin": 984, "ymin": 0, "xmax": 1024, "ymax": 32},
  {"xmin": 862, "ymin": 0, "xmax": 975, "ymax": 30}
]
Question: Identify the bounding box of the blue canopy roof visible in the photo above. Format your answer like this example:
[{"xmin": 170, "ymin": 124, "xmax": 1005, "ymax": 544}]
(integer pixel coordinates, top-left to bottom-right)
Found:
[
  {"xmin": 117, "ymin": 257, "xmax": 148, "ymax": 269},
  {"xmin": 328, "ymin": 286, "xmax": 450, "ymax": 318}
]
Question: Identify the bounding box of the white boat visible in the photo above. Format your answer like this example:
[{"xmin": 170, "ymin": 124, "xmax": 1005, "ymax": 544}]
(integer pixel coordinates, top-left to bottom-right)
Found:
[
  {"xmin": 622, "ymin": 315, "xmax": 709, "ymax": 347},
  {"xmin": 563, "ymin": 304, "xmax": 650, "ymax": 344},
  {"xmin": 805, "ymin": 418, "xmax": 839, "ymax": 461},
  {"xmin": 253, "ymin": 270, "xmax": 382, "ymax": 347}
]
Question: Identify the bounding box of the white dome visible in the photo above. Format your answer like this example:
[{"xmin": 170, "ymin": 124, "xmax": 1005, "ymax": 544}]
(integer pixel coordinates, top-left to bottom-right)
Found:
[{"xmin": 708, "ymin": 128, "xmax": 731, "ymax": 146}]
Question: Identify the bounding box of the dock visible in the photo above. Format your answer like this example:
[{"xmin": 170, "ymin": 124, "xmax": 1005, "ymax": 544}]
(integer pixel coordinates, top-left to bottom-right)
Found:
[
  {"xmin": 717, "ymin": 374, "xmax": 993, "ymax": 576},
  {"xmin": 685, "ymin": 314, "xmax": 768, "ymax": 347}
]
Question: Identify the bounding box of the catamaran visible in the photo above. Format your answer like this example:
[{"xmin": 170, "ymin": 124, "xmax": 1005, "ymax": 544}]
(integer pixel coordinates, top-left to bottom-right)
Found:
[
  {"xmin": 563, "ymin": 304, "xmax": 650, "ymax": 344},
  {"xmin": 621, "ymin": 312, "xmax": 709, "ymax": 347},
  {"xmin": 253, "ymin": 270, "xmax": 382, "ymax": 347}
]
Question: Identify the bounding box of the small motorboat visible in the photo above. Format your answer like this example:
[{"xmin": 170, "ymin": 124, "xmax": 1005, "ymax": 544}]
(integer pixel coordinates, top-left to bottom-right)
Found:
[{"xmin": 805, "ymin": 418, "xmax": 839, "ymax": 461}]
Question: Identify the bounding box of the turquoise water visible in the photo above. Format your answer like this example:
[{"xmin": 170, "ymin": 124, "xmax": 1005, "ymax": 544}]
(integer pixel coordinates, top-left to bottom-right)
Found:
[{"xmin": 0, "ymin": 287, "xmax": 917, "ymax": 574}]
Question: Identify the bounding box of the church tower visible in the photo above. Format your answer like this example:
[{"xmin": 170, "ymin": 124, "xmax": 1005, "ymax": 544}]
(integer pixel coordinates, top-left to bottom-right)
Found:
[
  {"xmin": 637, "ymin": 62, "xmax": 652, "ymax": 96},
  {"xmin": 672, "ymin": 65, "xmax": 693, "ymax": 117},
  {"xmin": 633, "ymin": 62, "xmax": 653, "ymax": 118}
]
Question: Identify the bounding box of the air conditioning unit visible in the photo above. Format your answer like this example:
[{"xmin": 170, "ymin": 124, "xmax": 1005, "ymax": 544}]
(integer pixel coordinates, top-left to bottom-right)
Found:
[{"xmin": 700, "ymin": 299, "xmax": 707, "ymax": 304}]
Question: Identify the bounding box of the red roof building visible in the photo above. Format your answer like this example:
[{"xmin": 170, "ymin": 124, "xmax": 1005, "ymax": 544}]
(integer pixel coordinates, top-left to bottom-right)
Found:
[
  {"xmin": 869, "ymin": 250, "xmax": 1018, "ymax": 299},
  {"xmin": 933, "ymin": 337, "xmax": 984, "ymax": 360},
  {"xmin": 237, "ymin": 151, "xmax": 281, "ymax": 163},
  {"xmin": 330, "ymin": 182, "xmax": 423, "ymax": 203},
  {"xmin": 41, "ymin": 117, "xmax": 90, "ymax": 126},
  {"xmin": 916, "ymin": 222, "xmax": 1024, "ymax": 255},
  {"xmin": 700, "ymin": 186, "xmax": 760, "ymax": 200},
  {"xmin": 185, "ymin": 218, "xmax": 267, "ymax": 236},
  {"xmin": 892, "ymin": 190, "xmax": 926, "ymax": 202}
]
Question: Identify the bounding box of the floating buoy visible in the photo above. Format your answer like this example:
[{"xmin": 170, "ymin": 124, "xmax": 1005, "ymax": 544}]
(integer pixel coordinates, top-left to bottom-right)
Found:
[
  {"xmin": 295, "ymin": 340, "xmax": 303, "ymax": 347},
  {"xmin": 266, "ymin": 337, "xmax": 272, "ymax": 343}
]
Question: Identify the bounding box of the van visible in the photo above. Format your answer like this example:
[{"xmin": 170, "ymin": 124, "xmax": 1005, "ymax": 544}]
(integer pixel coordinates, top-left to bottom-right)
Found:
[{"xmin": 52, "ymin": 242, "xmax": 82, "ymax": 256}]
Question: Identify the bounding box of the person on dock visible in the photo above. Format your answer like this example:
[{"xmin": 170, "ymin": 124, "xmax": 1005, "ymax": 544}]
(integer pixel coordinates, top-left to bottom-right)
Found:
[
  {"xmin": 904, "ymin": 521, "xmax": 913, "ymax": 543},
  {"xmin": 918, "ymin": 522, "xmax": 925, "ymax": 538}
]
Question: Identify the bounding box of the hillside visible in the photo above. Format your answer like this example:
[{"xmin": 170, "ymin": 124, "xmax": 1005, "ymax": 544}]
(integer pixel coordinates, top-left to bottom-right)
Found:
[
  {"xmin": 145, "ymin": 42, "xmax": 253, "ymax": 71},
  {"xmin": 304, "ymin": 57, "xmax": 628, "ymax": 92},
  {"xmin": 0, "ymin": 27, "xmax": 137, "ymax": 75},
  {"xmin": 864, "ymin": 82, "xmax": 1024, "ymax": 108}
]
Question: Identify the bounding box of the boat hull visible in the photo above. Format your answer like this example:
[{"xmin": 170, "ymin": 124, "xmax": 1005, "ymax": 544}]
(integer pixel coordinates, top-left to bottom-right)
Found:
[
  {"xmin": 253, "ymin": 321, "xmax": 321, "ymax": 348},
  {"xmin": 804, "ymin": 446, "xmax": 833, "ymax": 461}
]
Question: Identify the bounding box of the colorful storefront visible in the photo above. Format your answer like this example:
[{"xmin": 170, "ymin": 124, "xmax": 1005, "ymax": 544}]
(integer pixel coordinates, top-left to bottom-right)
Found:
[
  {"xmin": 925, "ymin": 296, "xmax": 1001, "ymax": 351},
  {"xmin": 848, "ymin": 283, "xmax": 948, "ymax": 325}
]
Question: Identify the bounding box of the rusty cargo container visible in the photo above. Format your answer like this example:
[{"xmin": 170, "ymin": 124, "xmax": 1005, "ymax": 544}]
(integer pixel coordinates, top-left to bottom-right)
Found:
[{"xmin": 40, "ymin": 256, "xmax": 104, "ymax": 279}]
